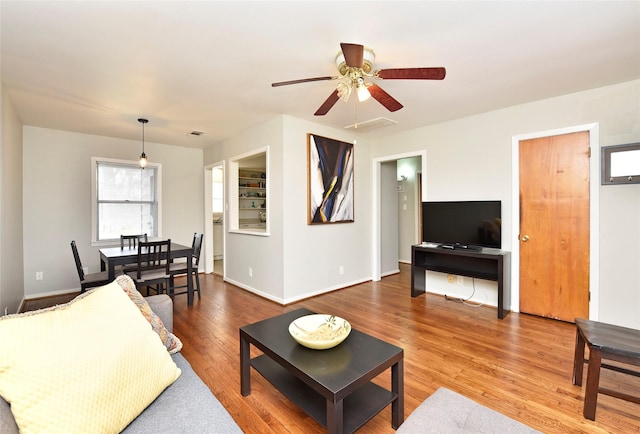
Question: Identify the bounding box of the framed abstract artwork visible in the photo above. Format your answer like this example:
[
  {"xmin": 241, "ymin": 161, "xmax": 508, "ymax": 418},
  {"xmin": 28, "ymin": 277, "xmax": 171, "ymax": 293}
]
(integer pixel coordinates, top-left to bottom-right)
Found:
[{"xmin": 307, "ymin": 133, "xmax": 354, "ymax": 224}]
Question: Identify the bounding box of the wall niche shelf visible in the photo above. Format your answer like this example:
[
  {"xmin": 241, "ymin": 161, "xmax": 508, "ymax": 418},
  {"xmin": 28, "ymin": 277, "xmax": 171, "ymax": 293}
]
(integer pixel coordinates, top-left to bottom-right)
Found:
[
  {"xmin": 229, "ymin": 147, "xmax": 268, "ymax": 235},
  {"xmin": 238, "ymin": 169, "xmax": 267, "ymax": 229}
]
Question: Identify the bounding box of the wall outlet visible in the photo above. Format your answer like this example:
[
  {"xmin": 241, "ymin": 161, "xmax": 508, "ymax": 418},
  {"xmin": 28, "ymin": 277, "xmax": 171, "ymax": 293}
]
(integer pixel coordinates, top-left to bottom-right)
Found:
[
  {"xmin": 339, "ymin": 265, "xmax": 344, "ymax": 275},
  {"xmin": 456, "ymin": 275, "xmax": 464, "ymax": 286},
  {"xmin": 35, "ymin": 271, "xmax": 44, "ymax": 281},
  {"xmin": 447, "ymin": 274, "xmax": 455, "ymax": 284},
  {"xmin": 248, "ymin": 267, "xmax": 253, "ymax": 277}
]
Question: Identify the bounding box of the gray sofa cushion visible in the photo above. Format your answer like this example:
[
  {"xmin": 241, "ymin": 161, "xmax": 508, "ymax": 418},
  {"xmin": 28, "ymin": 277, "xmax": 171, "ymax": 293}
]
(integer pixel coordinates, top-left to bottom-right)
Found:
[
  {"xmin": 0, "ymin": 396, "xmax": 18, "ymax": 433},
  {"xmin": 122, "ymin": 353, "xmax": 242, "ymax": 433},
  {"xmin": 397, "ymin": 387, "xmax": 539, "ymax": 433}
]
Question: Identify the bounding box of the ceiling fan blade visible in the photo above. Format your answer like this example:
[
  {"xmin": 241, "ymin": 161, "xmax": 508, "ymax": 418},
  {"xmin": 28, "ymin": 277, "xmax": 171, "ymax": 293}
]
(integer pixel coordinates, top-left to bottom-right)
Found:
[
  {"xmin": 377, "ymin": 67, "xmax": 446, "ymax": 80},
  {"xmin": 272, "ymin": 76, "xmax": 336, "ymax": 87},
  {"xmin": 368, "ymin": 84, "xmax": 403, "ymax": 112},
  {"xmin": 314, "ymin": 90, "xmax": 340, "ymax": 116},
  {"xmin": 340, "ymin": 43, "xmax": 364, "ymax": 68}
]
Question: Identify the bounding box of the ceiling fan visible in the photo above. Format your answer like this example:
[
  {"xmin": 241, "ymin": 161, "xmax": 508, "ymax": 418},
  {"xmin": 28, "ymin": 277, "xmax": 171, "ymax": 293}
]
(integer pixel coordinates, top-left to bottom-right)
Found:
[{"xmin": 272, "ymin": 42, "xmax": 446, "ymax": 116}]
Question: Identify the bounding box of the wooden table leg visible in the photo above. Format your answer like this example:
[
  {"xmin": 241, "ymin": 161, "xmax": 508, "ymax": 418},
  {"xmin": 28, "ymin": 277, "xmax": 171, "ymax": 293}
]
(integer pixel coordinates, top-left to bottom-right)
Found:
[
  {"xmin": 573, "ymin": 327, "xmax": 586, "ymax": 386},
  {"xmin": 240, "ymin": 332, "xmax": 251, "ymax": 396},
  {"xmin": 326, "ymin": 398, "xmax": 344, "ymax": 434},
  {"xmin": 584, "ymin": 347, "xmax": 602, "ymax": 420},
  {"xmin": 392, "ymin": 358, "xmax": 404, "ymax": 429}
]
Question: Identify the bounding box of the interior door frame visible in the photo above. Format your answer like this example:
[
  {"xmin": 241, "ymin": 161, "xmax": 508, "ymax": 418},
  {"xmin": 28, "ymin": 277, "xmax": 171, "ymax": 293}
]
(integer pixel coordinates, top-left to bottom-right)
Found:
[
  {"xmin": 203, "ymin": 160, "xmax": 226, "ymax": 276},
  {"xmin": 372, "ymin": 150, "xmax": 427, "ymax": 281},
  {"xmin": 511, "ymin": 123, "xmax": 600, "ymax": 319}
]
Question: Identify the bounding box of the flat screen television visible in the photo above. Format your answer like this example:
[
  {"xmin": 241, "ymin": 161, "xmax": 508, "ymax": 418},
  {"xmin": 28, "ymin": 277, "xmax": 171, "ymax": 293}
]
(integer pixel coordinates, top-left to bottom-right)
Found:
[{"xmin": 422, "ymin": 200, "xmax": 501, "ymax": 249}]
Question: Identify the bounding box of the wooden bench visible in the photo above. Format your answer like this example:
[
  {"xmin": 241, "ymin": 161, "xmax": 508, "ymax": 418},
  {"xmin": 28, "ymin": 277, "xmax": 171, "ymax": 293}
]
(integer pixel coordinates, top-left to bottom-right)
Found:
[{"xmin": 572, "ymin": 318, "xmax": 640, "ymax": 420}]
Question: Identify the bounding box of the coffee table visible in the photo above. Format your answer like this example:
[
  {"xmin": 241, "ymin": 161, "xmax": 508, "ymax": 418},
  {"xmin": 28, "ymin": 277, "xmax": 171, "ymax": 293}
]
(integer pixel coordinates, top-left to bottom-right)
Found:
[{"xmin": 240, "ymin": 308, "xmax": 404, "ymax": 434}]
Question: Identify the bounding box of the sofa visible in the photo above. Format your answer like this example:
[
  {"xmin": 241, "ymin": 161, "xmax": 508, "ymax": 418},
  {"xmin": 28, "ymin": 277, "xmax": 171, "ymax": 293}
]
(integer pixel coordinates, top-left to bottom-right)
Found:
[{"xmin": 0, "ymin": 278, "xmax": 242, "ymax": 433}]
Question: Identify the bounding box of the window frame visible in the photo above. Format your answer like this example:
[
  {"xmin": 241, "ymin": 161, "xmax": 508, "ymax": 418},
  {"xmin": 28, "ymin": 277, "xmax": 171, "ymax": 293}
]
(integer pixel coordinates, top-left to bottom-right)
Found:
[
  {"xmin": 91, "ymin": 157, "xmax": 163, "ymax": 246},
  {"xmin": 601, "ymin": 142, "xmax": 640, "ymax": 185}
]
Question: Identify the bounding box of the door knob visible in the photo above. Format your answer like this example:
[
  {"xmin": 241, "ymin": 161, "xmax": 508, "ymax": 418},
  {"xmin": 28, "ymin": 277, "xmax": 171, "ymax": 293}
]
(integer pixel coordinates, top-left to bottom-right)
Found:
[{"xmin": 520, "ymin": 235, "xmax": 530, "ymax": 242}]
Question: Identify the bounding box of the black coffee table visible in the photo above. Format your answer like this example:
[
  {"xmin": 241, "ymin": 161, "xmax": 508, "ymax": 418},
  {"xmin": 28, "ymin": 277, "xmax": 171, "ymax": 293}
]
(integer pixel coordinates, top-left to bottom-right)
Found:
[{"xmin": 240, "ymin": 308, "xmax": 404, "ymax": 434}]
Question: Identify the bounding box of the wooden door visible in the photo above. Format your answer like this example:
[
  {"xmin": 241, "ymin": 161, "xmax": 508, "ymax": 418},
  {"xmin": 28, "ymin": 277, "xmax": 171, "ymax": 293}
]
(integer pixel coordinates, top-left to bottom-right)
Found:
[{"xmin": 519, "ymin": 132, "xmax": 590, "ymax": 322}]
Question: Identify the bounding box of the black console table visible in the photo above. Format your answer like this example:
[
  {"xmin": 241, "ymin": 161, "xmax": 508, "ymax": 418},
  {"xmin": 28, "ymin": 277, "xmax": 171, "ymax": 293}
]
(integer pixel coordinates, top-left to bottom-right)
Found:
[{"xmin": 411, "ymin": 244, "xmax": 511, "ymax": 319}]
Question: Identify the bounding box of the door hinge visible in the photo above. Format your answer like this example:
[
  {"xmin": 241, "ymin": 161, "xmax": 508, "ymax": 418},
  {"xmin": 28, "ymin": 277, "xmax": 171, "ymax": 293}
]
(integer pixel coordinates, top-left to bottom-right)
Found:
[
  {"xmin": 589, "ymin": 291, "xmax": 591, "ymax": 301},
  {"xmin": 588, "ymin": 147, "xmax": 591, "ymax": 158}
]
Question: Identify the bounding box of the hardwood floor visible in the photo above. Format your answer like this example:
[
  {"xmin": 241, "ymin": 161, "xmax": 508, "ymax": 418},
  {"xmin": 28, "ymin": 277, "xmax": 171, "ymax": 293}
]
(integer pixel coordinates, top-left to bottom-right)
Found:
[
  {"xmin": 21, "ymin": 265, "xmax": 639, "ymax": 432},
  {"xmin": 171, "ymin": 264, "xmax": 639, "ymax": 433}
]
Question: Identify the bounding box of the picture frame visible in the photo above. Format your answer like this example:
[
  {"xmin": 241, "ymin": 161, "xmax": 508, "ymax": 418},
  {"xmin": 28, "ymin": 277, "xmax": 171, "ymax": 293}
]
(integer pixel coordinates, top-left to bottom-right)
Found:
[{"xmin": 307, "ymin": 133, "xmax": 354, "ymax": 224}]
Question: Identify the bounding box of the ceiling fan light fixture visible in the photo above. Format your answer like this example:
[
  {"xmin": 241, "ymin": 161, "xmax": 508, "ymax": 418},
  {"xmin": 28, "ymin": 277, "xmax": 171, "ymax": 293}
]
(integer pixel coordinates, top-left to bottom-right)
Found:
[
  {"xmin": 356, "ymin": 81, "xmax": 371, "ymax": 102},
  {"xmin": 274, "ymin": 42, "xmax": 446, "ymax": 116},
  {"xmin": 337, "ymin": 81, "xmax": 351, "ymax": 101}
]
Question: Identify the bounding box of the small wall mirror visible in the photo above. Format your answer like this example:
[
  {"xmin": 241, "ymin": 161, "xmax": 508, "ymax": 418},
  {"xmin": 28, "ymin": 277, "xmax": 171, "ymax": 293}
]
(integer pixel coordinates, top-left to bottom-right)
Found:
[{"xmin": 601, "ymin": 142, "xmax": 640, "ymax": 185}]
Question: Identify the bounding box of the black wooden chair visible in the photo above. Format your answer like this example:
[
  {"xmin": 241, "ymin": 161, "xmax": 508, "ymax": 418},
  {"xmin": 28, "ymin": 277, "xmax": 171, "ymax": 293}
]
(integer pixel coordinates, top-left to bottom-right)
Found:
[
  {"xmin": 168, "ymin": 233, "xmax": 203, "ymax": 300},
  {"xmin": 120, "ymin": 233, "xmax": 148, "ymax": 249},
  {"xmin": 124, "ymin": 239, "xmax": 171, "ymax": 295},
  {"xmin": 71, "ymin": 240, "xmax": 111, "ymax": 293}
]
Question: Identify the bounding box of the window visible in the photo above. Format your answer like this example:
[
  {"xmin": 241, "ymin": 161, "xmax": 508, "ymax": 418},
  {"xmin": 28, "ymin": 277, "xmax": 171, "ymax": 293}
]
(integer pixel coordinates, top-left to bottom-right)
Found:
[
  {"xmin": 601, "ymin": 142, "xmax": 640, "ymax": 185},
  {"xmin": 91, "ymin": 158, "xmax": 162, "ymax": 243}
]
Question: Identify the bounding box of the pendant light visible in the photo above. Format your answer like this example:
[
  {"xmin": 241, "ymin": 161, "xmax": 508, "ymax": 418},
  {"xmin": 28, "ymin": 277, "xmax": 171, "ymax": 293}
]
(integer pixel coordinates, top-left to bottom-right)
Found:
[{"xmin": 138, "ymin": 118, "xmax": 149, "ymax": 169}]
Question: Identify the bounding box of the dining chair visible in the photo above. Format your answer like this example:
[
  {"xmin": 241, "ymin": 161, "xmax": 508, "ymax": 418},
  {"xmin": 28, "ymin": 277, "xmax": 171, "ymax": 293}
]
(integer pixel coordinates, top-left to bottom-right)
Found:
[
  {"xmin": 70, "ymin": 240, "xmax": 111, "ymax": 293},
  {"xmin": 120, "ymin": 233, "xmax": 148, "ymax": 249},
  {"xmin": 124, "ymin": 239, "xmax": 171, "ymax": 295},
  {"xmin": 168, "ymin": 233, "xmax": 203, "ymax": 300}
]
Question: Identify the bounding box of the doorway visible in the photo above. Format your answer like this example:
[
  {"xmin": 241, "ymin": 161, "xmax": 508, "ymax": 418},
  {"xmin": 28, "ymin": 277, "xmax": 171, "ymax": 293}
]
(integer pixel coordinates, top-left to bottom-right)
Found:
[
  {"xmin": 203, "ymin": 161, "xmax": 225, "ymax": 277},
  {"xmin": 212, "ymin": 166, "xmax": 224, "ymax": 276},
  {"xmin": 372, "ymin": 151, "xmax": 427, "ymax": 281},
  {"xmin": 511, "ymin": 124, "xmax": 600, "ymax": 320}
]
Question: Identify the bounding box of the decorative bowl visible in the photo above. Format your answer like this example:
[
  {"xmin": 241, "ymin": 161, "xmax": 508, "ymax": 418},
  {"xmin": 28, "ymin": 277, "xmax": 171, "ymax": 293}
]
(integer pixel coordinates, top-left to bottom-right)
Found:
[{"xmin": 288, "ymin": 314, "xmax": 351, "ymax": 350}]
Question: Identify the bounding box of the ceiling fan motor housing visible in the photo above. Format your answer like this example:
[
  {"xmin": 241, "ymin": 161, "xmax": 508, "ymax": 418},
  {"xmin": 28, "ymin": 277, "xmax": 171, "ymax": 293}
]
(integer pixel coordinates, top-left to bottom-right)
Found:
[{"xmin": 336, "ymin": 46, "xmax": 375, "ymax": 76}]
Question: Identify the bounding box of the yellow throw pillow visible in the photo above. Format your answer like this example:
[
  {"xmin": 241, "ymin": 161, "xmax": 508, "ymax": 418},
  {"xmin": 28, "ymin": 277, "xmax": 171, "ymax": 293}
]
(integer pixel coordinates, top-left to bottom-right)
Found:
[{"xmin": 0, "ymin": 281, "xmax": 181, "ymax": 434}]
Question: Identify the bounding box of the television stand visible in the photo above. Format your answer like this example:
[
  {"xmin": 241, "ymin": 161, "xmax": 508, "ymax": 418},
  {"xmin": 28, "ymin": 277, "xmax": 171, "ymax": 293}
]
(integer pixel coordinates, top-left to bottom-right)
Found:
[{"xmin": 411, "ymin": 244, "xmax": 511, "ymax": 319}]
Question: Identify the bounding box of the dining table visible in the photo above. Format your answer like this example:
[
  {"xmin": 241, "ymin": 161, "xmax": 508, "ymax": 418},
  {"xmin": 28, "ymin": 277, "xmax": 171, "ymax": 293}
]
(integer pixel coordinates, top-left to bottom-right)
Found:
[{"xmin": 99, "ymin": 242, "xmax": 195, "ymax": 306}]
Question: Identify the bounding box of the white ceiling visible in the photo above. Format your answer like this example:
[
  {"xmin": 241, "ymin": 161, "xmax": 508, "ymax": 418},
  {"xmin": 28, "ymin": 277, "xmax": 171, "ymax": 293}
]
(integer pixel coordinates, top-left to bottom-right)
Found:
[{"xmin": 1, "ymin": 1, "xmax": 639, "ymax": 149}]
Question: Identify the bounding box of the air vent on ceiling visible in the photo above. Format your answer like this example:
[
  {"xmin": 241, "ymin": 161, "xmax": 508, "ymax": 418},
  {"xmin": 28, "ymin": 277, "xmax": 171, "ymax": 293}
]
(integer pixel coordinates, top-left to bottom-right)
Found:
[{"xmin": 344, "ymin": 117, "xmax": 398, "ymax": 132}]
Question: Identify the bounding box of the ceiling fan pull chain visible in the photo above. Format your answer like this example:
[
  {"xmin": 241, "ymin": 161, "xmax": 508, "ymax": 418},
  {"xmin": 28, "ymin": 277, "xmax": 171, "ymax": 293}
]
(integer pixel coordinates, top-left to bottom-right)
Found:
[{"xmin": 353, "ymin": 98, "xmax": 358, "ymax": 145}]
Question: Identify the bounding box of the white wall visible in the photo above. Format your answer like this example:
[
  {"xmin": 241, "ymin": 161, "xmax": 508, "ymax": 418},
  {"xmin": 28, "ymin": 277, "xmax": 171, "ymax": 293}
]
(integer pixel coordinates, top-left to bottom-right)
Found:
[
  {"xmin": 22, "ymin": 127, "xmax": 204, "ymax": 297},
  {"xmin": 210, "ymin": 117, "xmax": 285, "ymax": 301},
  {"xmin": 371, "ymin": 79, "xmax": 640, "ymax": 329},
  {"xmin": 281, "ymin": 116, "xmax": 372, "ymax": 303},
  {"xmin": 0, "ymin": 82, "xmax": 25, "ymax": 314},
  {"xmin": 205, "ymin": 115, "xmax": 373, "ymax": 303}
]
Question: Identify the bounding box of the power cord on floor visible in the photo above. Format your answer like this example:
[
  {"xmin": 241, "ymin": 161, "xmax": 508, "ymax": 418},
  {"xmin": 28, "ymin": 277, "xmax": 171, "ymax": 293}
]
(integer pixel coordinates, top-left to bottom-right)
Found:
[{"xmin": 444, "ymin": 278, "xmax": 485, "ymax": 308}]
